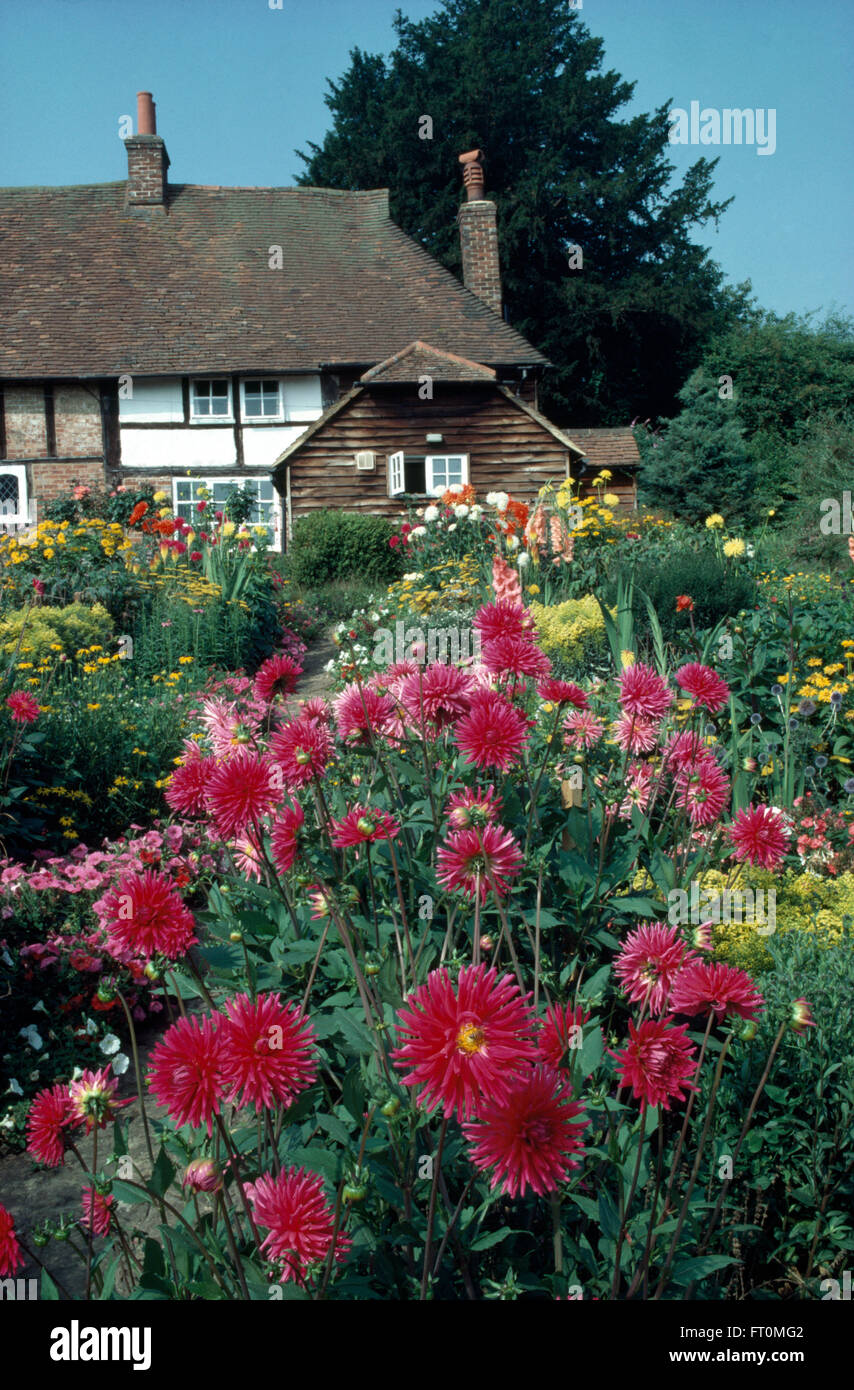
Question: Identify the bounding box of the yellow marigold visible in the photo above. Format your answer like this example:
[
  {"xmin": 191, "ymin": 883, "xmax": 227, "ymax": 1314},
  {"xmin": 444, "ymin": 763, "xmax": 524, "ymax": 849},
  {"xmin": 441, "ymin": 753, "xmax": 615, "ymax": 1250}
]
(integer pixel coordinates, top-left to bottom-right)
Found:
[
  {"xmin": 705, "ymin": 514, "xmax": 725, "ymax": 530},
  {"xmin": 603, "ymin": 493, "xmax": 620, "ymax": 507},
  {"xmin": 723, "ymin": 538, "xmax": 746, "ymax": 558}
]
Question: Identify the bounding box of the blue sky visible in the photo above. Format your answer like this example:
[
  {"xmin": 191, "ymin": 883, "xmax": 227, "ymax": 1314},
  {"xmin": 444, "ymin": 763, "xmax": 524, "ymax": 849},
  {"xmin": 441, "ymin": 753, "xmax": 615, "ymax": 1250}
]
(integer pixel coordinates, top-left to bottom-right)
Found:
[{"xmin": 1, "ymin": 0, "xmax": 851, "ymax": 321}]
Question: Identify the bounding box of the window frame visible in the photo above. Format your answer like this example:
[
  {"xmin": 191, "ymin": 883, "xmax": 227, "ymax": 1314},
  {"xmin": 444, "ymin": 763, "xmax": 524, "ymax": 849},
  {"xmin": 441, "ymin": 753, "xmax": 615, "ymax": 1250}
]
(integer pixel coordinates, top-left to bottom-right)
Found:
[
  {"xmin": 239, "ymin": 378, "xmax": 285, "ymax": 423},
  {"xmin": 0, "ymin": 464, "xmax": 30, "ymax": 530},
  {"xmin": 388, "ymin": 451, "xmax": 405, "ymax": 498},
  {"xmin": 171, "ymin": 475, "xmax": 282, "ymax": 551},
  {"xmin": 189, "ymin": 378, "xmax": 234, "ymax": 424}
]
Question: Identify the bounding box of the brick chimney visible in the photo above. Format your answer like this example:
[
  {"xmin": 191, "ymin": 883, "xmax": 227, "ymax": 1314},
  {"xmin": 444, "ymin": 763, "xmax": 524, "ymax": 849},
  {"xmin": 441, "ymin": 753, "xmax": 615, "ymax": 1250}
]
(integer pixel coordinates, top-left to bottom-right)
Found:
[
  {"xmin": 124, "ymin": 92, "xmax": 170, "ymax": 206},
  {"xmin": 457, "ymin": 149, "xmax": 502, "ymax": 316}
]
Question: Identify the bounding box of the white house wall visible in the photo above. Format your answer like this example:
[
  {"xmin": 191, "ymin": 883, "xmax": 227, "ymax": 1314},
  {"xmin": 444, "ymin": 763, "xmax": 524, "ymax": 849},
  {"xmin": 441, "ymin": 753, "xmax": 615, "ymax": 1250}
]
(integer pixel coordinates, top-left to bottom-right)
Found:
[
  {"xmin": 242, "ymin": 425, "xmax": 307, "ymax": 468},
  {"xmin": 118, "ymin": 377, "xmax": 184, "ymax": 423},
  {"xmin": 119, "ymin": 428, "xmax": 238, "ymax": 470}
]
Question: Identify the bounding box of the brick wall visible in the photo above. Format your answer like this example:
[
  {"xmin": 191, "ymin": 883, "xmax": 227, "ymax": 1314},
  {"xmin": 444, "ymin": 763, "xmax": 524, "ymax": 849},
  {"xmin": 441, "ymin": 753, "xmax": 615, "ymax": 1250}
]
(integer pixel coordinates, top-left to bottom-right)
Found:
[
  {"xmin": 457, "ymin": 201, "xmax": 502, "ymax": 316},
  {"xmin": 54, "ymin": 386, "xmax": 103, "ymax": 456},
  {"xmin": 31, "ymin": 459, "xmax": 105, "ymax": 502},
  {"xmin": 4, "ymin": 386, "xmax": 47, "ymax": 457}
]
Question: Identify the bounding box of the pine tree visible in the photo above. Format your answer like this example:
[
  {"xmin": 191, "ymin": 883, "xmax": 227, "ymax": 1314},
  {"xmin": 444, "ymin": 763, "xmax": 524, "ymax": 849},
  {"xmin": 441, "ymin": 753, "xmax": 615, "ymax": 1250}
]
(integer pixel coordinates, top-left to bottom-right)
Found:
[
  {"xmin": 296, "ymin": 0, "xmax": 743, "ymax": 423},
  {"xmin": 637, "ymin": 369, "xmax": 753, "ymax": 523}
]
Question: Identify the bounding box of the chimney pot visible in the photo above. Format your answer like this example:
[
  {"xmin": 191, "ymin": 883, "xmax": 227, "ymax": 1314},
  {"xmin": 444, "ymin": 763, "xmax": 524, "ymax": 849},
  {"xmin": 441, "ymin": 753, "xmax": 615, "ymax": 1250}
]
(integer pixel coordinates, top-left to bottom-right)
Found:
[
  {"xmin": 457, "ymin": 148, "xmax": 501, "ymax": 315},
  {"xmin": 137, "ymin": 91, "xmax": 156, "ymax": 136},
  {"xmin": 458, "ymin": 148, "xmax": 485, "ymax": 201}
]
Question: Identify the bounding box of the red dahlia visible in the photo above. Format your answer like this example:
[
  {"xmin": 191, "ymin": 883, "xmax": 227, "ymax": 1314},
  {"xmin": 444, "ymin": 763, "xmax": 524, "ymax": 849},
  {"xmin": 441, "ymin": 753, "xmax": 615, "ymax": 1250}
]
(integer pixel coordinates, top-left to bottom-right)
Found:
[
  {"xmin": 675, "ymin": 662, "xmax": 731, "ymax": 713},
  {"xmin": 334, "ymin": 683, "xmax": 397, "ymax": 743},
  {"xmin": 536, "ymin": 1002, "xmax": 590, "ymax": 1070},
  {"xmin": 219, "ymin": 992, "xmax": 317, "ymax": 1113},
  {"xmin": 444, "ymin": 785, "xmax": 503, "ymax": 829},
  {"xmin": 148, "ymin": 1013, "xmax": 224, "ymax": 1136},
  {"xmin": 436, "ymin": 823, "xmax": 523, "ymax": 902},
  {"xmin": 619, "ymin": 663, "xmax": 673, "ymax": 720},
  {"xmin": 246, "ymin": 1166, "xmax": 351, "ymax": 1285},
  {"xmin": 80, "ymin": 1188, "xmax": 114, "ymax": 1236},
  {"xmin": 399, "ymin": 662, "xmax": 473, "ymax": 730},
  {"xmin": 473, "ymin": 600, "xmax": 530, "ymax": 644},
  {"xmin": 538, "ymin": 679, "xmax": 589, "ymax": 709},
  {"xmin": 670, "ymin": 959, "xmax": 764, "ymax": 1022},
  {"xmin": 205, "ymin": 749, "xmax": 279, "ymax": 839},
  {"xmin": 26, "ymin": 1083, "xmax": 77, "ymax": 1167},
  {"xmin": 614, "ymin": 922, "xmax": 694, "ymax": 1016},
  {"xmin": 68, "ymin": 1065, "xmax": 130, "ymax": 1133},
  {"xmin": 253, "ymin": 653, "xmax": 302, "ymax": 703},
  {"xmin": 454, "ymin": 690, "xmax": 530, "ymax": 772},
  {"xmin": 164, "ymin": 746, "xmax": 215, "ymax": 816},
  {"xmin": 481, "ymin": 633, "xmax": 552, "ymax": 680},
  {"xmin": 0, "ymin": 1203, "xmax": 24, "ymax": 1276},
  {"xmin": 391, "ymin": 963, "xmax": 537, "ymax": 1121},
  {"xmin": 6, "ymin": 690, "xmax": 40, "ymax": 724},
  {"xmin": 613, "ymin": 712, "xmax": 660, "ymax": 754},
  {"xmin": 726, "ymin": 804, "xmax": 791, "ymax": 870},
  {"xmin": 462, "ymin": 1064, "xmax": 587, "ymax": 1197},
  {"xmin": 609, "ymin": 1019, "xmax": 697, "ymax": 1110},
  {"xmin": 330, "ymin": 805, "xmax": 400, "ymax": 848},
  {"xmin": 270, "ymin": 801, "xmax": 305, "ymax": 873},
  {"xmin": 674, "ymin": 756, "xmax": 730, "ymax": 826},
  {"xmin": 270, "ymin": 716, "xmax": 332, "ymax": 791},
  {"xmin": 97, "ymin": 869, "xmax": 197, "ymax": 961}
]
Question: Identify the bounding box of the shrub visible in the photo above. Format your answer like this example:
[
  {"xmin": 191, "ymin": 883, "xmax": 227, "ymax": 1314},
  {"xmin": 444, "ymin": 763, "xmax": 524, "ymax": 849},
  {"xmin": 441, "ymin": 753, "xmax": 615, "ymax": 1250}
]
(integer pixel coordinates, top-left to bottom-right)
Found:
[
  {"xmin": 617, "ymin": 542, "xmax": 755, "ymax": 641},
  {"xmin": 0, "ymin": 602, "xmax": 114, "ymax": 662},
  {"xmin": 288, "ymin": 510, "xmax": 404, "ymax": 588},
  {"xmin": 529, "ymin": 595, "xmax": 610, "ymax": 674}
]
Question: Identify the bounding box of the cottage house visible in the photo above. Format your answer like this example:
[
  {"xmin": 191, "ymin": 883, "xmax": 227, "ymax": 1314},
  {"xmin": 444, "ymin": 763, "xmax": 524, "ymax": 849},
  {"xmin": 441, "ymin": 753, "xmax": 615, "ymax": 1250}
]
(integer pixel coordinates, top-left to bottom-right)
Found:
[{"xmin": 0, "ymin": 92, "xmax": 639, "ymax": 546}]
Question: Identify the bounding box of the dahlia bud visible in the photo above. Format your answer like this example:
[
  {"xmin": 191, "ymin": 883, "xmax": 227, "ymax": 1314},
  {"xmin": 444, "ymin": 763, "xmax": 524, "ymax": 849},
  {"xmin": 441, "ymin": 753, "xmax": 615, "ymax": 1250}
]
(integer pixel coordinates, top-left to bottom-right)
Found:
[
  {"xmin": 381, "ymin": 1097, "xmax": 400, "ymax": 1118},
  {"xmin": 448, "ymin": 807, "xmax": 472, "ymax": 829},
  {"xmin": 32, "ymin": 1230, "xmax": 50, "ymax": 1247},
  {"xmin": 229, "ymin": 930, "xmax": 242, "ymax": 943},
  {"xmin": 740, "ymin": 1020, "xmax": 758, "ymax": 1042},
  {"xmin": 182, "ymin": 1158, "xmax": 223, "ymax": 1193},
  {"xmin": 479, "ymin": 934, "xmax": 494, "ymax": 952},
  {"xmin": 351, "ymin": 774, "xmax": 362, "ymax": 788},
  {"xmin": 742, "ymin": 757, "xmax": 757, "ymax": 772},
  {"xmin": 295, "ymin": 748, "xmax": 312, "ymax": 766},
  {"xmin": 790, "ymin": 997, "xmax": 815, "ymax": 1034},
  {"xmin": 342, "ymin": 1183, "xmax": 368, "ymax": 1204},
  {"xmin": 143, "ymin": 962, "xmax": 160, "ymax": 982},
  {"xmin": 365, "ymin": 961, "xmax": 381, "ymax": 977},
  {"xmin": 356, "ymin": 817, "xmax": 375, "ymax": 837}
]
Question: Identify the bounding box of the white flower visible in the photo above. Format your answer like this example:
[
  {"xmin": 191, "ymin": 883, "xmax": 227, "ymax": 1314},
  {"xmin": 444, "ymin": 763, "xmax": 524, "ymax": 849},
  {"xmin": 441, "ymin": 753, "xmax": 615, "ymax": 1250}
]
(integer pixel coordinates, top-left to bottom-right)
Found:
[
  {"xmin": 454, "ymin": 504, "xmax": 469, "ymax": 519},
  {"xmin": 447, "ymin": 483, "xmax": 463, "ymax": 495},
  {"xmin": 370, "ymin": 612, "xmax": 380, "ymax": 623},
  {"xmin": 111, "ymin": 1053, "xmax": 130, "ymax": 1076},
  {"xmin": 494, "ymin": 491, "xmax": 509, "ymax": 512},
  {"xmin": 424, "ymin": 505, "xmax": 440, "ymax": 523},
  {"xmin": 403, "ymin": 572, "xmax": 423, "ymax": 581},
  {"xmin": 100, "ymin": 1033, "xmax": 121, "ymax": 1056},
  {"xmin": 1, "ymin": 948, "xmax": 14, "ymax": 968},
  {"xmin": 6, "ymin": 1078, "xmax": 23, "ymax": 1097},
  {"xmin": 469, "ymin": 505, "xmax": 483, "ymax": 521},
  {"xmin": 486, "ymin": 492, "xmax": 498, "ymax": 506},
  {"xmin": 517, "ymin": 552, "xmax": 531, "ymax": 569},
  {"xmin": 505, "ymin": 534, "xmax": 520, "ymax": 550},
  {"xmin": 410, "ymin": 526, "xmax": 427, "ymax": 539},
  {"xmin": 19, "ymin": 1025, "xmax": 43, "ymax": 1050},
  {"xmin": 32, "ymin": 999, "xmax": 49, "ymax": 1014},
  {"xmin": 447, "ymin": 523, "xmax": 457, "ymax": 533}
]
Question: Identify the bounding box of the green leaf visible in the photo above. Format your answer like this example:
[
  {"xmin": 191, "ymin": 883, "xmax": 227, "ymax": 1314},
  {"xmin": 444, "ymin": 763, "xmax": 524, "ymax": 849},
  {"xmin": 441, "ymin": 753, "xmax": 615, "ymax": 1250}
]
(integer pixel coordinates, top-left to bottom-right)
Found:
[
  {"xmin": 598, "ymin": 1190, "xmax": 621, "ymax": 1242},
  {"xmin": 112, "ymin": 1179, "xmax": 151, "ymax": 1206},
  {"xmin": 671, "ymin": 1255, "xmax": 737, "ymax": 1285},
  {"xmin": 578, "ymin": 1024, "xmax": 604, "ymax": 1079},
  {"xmin": 148, "ymin": 1146, "xmax": 176, "ymax": 1199},
  {"xmin": 470, "ymin": 1226, "xmax": 517, "ymax": 1251},
  {"xmin": 40, "ymin": 1268, "xmax": 60, "ymax": 1300}
]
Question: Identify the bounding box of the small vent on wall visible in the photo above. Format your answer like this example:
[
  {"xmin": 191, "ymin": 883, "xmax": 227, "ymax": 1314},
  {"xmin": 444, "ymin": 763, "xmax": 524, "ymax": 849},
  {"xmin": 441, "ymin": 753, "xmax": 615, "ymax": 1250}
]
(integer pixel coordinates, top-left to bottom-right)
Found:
[{"xmin": 355, "ymin": 451, "xmax": 376, "ymax": 471}]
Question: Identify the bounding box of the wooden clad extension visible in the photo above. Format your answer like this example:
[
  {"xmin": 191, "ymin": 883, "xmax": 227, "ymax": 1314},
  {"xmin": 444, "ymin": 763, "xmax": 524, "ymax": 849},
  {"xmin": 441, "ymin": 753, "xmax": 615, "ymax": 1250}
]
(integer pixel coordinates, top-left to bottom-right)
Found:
[{"xmin": 280, "ymin": 383, "xmax": 577, "ymax": 527}]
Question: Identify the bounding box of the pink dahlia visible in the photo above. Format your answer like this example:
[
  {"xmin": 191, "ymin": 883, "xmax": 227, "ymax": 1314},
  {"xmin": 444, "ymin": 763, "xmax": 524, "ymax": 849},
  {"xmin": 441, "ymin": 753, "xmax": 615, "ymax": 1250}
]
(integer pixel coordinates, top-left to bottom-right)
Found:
[
  {"xmin": 270, "ymin": 801, "xmax": 305, "ymax": 874},
  {"xmin": 726, "ymin": 804, "xmax": 791, "ymax": 870},
  {"xmin": 246, "ymin": 1167, "xmax": 351, "ymax": 1285},
  {"xmin": 334, "ymin": 683, "xmax": 397, "ymax": 743},
  {"xmin": 68, "ymin": 1065, "xmax": 130, "ymax": 1133},
  {"xmin": 790, "ymin": 997, "xmax": 815, "ymax": 1034},
  {"xmin": 26, "ymin": 1083, "xmax": 77, "ymax": 1167},
  {"xmin": 165, "ymin": 747, "xmax": 215, "ymax": 817},
  {"xmin": 619, "ymin": 663, "xmax": 673, "ymax": 720},
  {"xmin": 664, "ymin": 730, "xmax": 709, "ymax": 773},
  {"xmin": 481, "ymin": 633, "xmax": 552, "ymax": 680},
  {"xmin": 674, "ymin": 756, "xmax": 730, "ymax": 826},
  {"xmin": 676, "ymin": 663, "xmax": 731, "ymax": 713},
  {"xmin": 0, "ymin": 1204, "xmax": 24, "ymax": 1277},
  {"xmin": 619, "ymin": 760, "xmax": 656, "ymax": 818},
  {"xmin": 97, "ymin": 869, "xmax": 197, "ymax": 961},
  {"xmin": 473, "ymin": 600, "xmax": 530, "ymax": 645},
  {"xmin": 391, "ymin": 964, "xmax": 538, "ymax": 1121},
  {"xmin": 613, "ymin": 712, "xmax": 660, "ymax": 754},
  {"xmin": 444, "ymin": 784, "xmax": 503, "ymax": 829},
  {"xmin": 219, "ymin": 992, "xmax": 317, "ymax": 1113},
  {"xmin": 270, "ymin": 716, "xmax": 332, "ymax": 791},
  {"xmin": 148, "ymin": 1013, "xmax": 224, "ymax": 1136},
  {"xmin": 563, "ymin": 709, "xmax": 604, "ymax": 750},
  {"xmin": 330, "ymin": 805, "xmax": 400, "ymax": 848},
  {"xmin": 80, "ymin": 1188, "xmax": 114, "ymax": 1236},
  {"xmin": 538, "ymin": 679, "xmax": 589, "ymax": 709},
  {"xmin": 614, "ymin": 922, "xmax": 694, "ymax": 1016},
  {"xmin": 400, "ymin": 662, "xmax": 474, "ymax": 730},
  {"xmin": 454, "ymin": 690, "xmax": 530, "ymax": 772},
  {"xmin": 436, "ymin": 824, "xmax": 524, "ymax": 903},
  {"xmin": 205, "ymin": 749, "xmax": 279, "ymax": 840},
  {"xmin": 462, "ymin": 1064, "xmax": 587, "ymax": 1197},
  {"xmin": 536, "ymin": 1002, "xmax": 590, "ymax": 1070},
  {"xmin": 6, "ymin": 690, "xmax": 40, "ymax": 724},
  {"xmin": 253, "ymin": 653, "xmax": 302, "ymax": 703},
  {"xmin": 670, "ymin": 959, "xmax": 764, "ymax": 1023},
  {"xmin": 299, "ymin": 697, "xmax": 331, "ymax": 723},
  {"xmin": 609, "ymin": 1019, "xmax": 698, "ymax": 1110}
]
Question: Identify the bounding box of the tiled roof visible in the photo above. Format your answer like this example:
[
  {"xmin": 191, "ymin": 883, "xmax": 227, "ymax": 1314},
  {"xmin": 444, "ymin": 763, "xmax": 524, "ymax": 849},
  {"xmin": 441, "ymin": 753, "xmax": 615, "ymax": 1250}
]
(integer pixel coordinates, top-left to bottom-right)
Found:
[
  {"xmin": 0, "ymin": 182, "xmax": 545, "ymax": 378},
  {"xmin": 568, "ymin": 427, "xmax": 641, "ymax": 468},
  {"xmin": 361, "ymin": 341, "xmax": 497, "ymax": 383}
]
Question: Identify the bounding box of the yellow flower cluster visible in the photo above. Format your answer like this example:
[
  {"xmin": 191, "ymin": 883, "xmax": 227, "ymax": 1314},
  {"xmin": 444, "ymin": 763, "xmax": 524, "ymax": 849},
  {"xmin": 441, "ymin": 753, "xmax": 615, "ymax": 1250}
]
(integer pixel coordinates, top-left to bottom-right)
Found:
[
  {"xmin": 388, "ymin": 554, "xmax": 483, "ymax": 615},
  {"xmin": 529, "ymin": 595, "xmax": 610, "ymax": 665}
]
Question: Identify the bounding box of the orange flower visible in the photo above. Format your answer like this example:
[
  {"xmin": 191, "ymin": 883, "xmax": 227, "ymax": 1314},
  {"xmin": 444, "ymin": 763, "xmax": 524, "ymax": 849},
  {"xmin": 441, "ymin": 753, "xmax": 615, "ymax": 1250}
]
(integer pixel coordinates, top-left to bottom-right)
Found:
[
  {"xmin": 128, "ymin": 501, "xmax": 148, "ymax": 527},
  {"xmin": 675, "ymin": 595, "xmax": 694, "ymax": 612}
]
